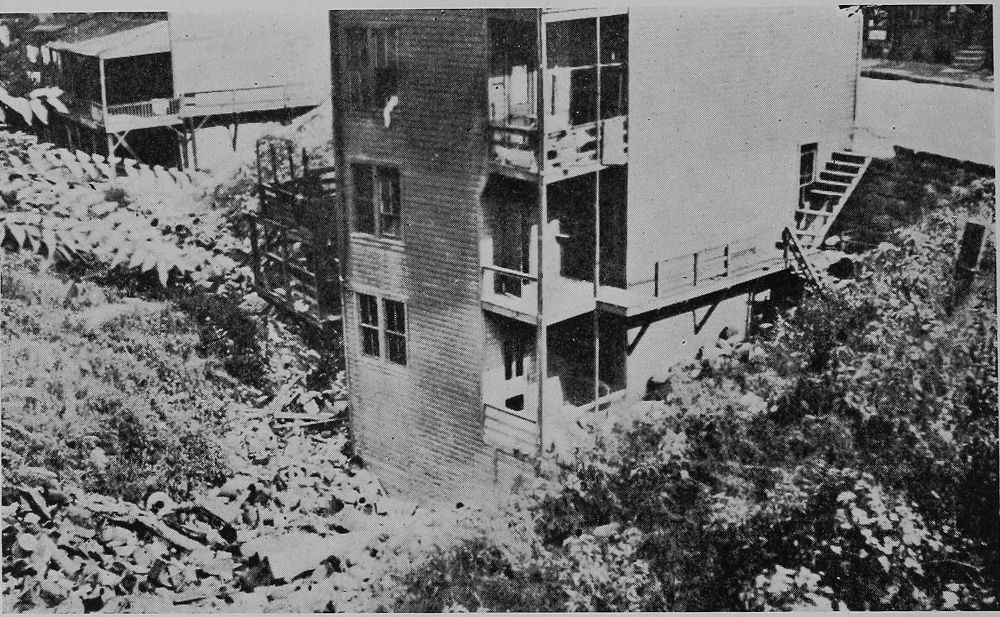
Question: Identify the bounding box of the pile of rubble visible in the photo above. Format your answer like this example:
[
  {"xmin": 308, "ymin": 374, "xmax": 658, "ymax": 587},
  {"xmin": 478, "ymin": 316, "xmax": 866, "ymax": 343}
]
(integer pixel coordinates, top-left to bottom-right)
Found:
[{"xmin": 3, "ymin": 418, "xmax": 471, "ymax": 613}]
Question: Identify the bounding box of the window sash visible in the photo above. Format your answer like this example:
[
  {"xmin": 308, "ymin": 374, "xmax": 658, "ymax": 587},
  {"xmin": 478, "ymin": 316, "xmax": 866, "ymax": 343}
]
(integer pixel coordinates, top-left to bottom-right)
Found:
[
  {"xmin": 384, "ymin": 299, "xmax": 407, "ymax": 365},
  {"xmin": 358, "ymin": 293, "xmax": 380, "ymax": 357},
  {"xmin": 378, "ymin": 167, "xmax": 401, "ymax": 237}
]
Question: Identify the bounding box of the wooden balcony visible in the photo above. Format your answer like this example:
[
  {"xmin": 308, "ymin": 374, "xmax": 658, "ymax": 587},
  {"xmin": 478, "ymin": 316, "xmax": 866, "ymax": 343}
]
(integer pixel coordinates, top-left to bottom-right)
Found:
[
  {"xmin": 179, "ymin": 83, "xmax": 322, "ymax": 119},
  {"xmin": 597, "ymin": 231, "xmax": 791, "ymax": 318},
  {"xmin": 480, "ymin": 263, "xmax": 596, "ymax": 324},
  {"xmin": 104, "ymin": 97, "xmax": 182, "ymax": 132}
]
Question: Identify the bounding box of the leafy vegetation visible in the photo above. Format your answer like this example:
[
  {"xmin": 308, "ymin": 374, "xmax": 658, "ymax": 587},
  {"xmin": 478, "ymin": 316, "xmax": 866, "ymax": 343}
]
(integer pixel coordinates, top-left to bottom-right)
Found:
[{"xmin": 388, "ymin": 178, "xmax": 997, "ymax": 611}]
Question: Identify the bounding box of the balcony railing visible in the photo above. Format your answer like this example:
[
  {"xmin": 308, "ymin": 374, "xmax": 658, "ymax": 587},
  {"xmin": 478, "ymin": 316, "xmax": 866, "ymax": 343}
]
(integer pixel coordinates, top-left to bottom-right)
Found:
[
  {"xmin": 106, "ymin": 97, "xmax": 180, "ymax": 118},
  {"xmin": 180, "ymin": 83, "xmax": 318, "ymax": 117},
  {"xmin": 481, "ymin": 263, "xmax": 538, "ymax": 316},
  {"xmin": 652, "ymin": 232, "xmax": 786, "ymax": 298}
]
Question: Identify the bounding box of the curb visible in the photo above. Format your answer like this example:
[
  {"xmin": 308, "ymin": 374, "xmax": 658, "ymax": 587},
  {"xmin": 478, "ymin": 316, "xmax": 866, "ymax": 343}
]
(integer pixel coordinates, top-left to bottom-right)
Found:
[{"xmin": 861, "ymin": 69, "xmax": 994, "ymax": 92}]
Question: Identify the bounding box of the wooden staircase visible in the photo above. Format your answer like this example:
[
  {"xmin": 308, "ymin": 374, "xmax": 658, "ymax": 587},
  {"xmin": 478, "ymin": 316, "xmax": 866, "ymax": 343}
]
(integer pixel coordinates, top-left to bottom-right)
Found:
[
  {"xmin": 793, "ymin": 150, "xmax": 871, "ymax": 249},
  {"xmin": 952, "ymin": 44, "xmax": 987, "ymax": 71}
]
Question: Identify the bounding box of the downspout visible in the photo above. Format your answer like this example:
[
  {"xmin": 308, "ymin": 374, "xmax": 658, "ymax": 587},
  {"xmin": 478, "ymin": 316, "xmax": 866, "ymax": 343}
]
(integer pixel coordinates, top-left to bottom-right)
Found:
[
  {"xmin": 329, "ymin": 11, "xmax": 358, "ymax": 454},
  {"xmin": 593, "ymin": 16, "xmax": 602, "ymax": 413},
  {"xmin": 851, "ymin": 7, "xmax": 862, "ymax": 148},
  {"xmin": 535, "ymin": 10, "xmax": 547, "ymax": 460}
]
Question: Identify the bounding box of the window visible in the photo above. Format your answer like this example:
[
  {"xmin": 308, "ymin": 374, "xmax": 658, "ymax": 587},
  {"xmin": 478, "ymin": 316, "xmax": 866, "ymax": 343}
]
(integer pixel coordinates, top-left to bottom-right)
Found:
[
  {"xmin": 378, "ymin": 167, "xmax": 401, "ymax": 237},
  {"xmin": 357, "ymin": 292, "xmax": 408, "ymax": 366},
  {"xmin": 345, "ymin": 27, "xmax": 399, "ymax": 111},
  {"xmin": 345, "ymin": 28, "xmax": 370, "ymax": 110},
  {"xmin": 358, "ymin": 293, "xmax": 380, "ymax": 357},
  {"xmin": 353, "ymin": 163, "xmax": 401, "ymax": 238},
  {"xmin": 384, "ymin": 299, "xmax": 407, "ymax": 365}
]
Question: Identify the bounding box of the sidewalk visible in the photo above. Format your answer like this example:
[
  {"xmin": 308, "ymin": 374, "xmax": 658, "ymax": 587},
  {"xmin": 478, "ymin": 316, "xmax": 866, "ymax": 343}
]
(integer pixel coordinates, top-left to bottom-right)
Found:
[{"xmin": 861, "ymin": 58, "xmax": 994, "ymax": 92}]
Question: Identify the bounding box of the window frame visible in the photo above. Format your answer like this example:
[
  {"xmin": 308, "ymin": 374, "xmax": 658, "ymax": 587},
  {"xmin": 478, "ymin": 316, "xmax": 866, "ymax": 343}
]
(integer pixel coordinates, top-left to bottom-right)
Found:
[
  {"xmin": 343, "ymin": 25, "xmax": 400, "ymax": 113},
  {"xmin": 354, "ymin": 290, "xmax": 409, "ymax": 368},
  {"xmin": 358, "ymin": 292, "xmax": 381, "ymax": 358},
  {"xmin": 351, "ymin": 161, "xmax": 403, "ymax": 242},
  {"xmin": 383, "ymin": 298, "xmax": 408, "ymax": 366}
]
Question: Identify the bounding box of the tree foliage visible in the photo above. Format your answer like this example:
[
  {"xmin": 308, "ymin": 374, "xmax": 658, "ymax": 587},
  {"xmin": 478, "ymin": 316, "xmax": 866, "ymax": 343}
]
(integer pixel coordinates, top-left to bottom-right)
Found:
[{"xmin": 391, "ymin": 178, "xmax": 997, "ymax": 611}]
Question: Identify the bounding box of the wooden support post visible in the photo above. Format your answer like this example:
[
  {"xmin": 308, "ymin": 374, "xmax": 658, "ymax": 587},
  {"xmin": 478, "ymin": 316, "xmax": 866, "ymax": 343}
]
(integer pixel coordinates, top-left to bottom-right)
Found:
[
  {"xmin": 693, "ymin": 252, "xmax": 699, "ymax": 286},
  {"xmin": 188, "ymin": 118, "xmax": 199, "ymax": 170},
  {"xmin": 535, "ymin": 10, "xmax": 547, "ymax": 458},
  {"xmin": 268, "ymin": 143, "xmax": 277, "ymax": 185},
  {"xmin": 593, "ymin": 17, "xmax": 603, "ymax": 412},
  {"xmin": 98, "ymin": 56, "xmax": 108, "ymax": 126}
]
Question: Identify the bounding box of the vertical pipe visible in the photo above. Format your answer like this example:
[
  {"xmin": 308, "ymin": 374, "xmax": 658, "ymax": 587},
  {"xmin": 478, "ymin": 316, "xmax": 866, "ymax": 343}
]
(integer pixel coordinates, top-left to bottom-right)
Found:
[
  {"xmin": 535, "ymin": 10, "xmax": 547, "ymax": 458},
  {"xmin": 593, "ymin": 16, "xmax": 603, "ymax": 411}
]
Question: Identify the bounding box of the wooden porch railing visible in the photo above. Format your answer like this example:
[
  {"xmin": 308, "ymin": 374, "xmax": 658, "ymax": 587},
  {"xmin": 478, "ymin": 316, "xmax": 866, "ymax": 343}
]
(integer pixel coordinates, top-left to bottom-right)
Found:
[
  {"xmin": 482, "ymin": 263, "xmax": 537, "ymax": 298},
  {"xmin": 652, "ymin": 232, "xmax": 782, "ymax": 298},
  {"xmin": 106, "ymin": 97, "xmax": 180, "ymax": 118}
]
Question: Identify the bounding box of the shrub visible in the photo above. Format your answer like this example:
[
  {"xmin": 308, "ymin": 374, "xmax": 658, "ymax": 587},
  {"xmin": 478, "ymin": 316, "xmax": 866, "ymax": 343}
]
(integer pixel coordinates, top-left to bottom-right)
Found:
[{"xmin": 2, "ymin": 253, "xmax": 236, "ymax": 503}]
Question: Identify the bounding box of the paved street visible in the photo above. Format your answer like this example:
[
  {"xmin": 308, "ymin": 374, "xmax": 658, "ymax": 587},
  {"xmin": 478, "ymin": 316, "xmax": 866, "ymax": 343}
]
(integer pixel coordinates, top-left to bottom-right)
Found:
[{"xmin": 856, "ymin": 76, "xmax": 994, "ymax": 166}]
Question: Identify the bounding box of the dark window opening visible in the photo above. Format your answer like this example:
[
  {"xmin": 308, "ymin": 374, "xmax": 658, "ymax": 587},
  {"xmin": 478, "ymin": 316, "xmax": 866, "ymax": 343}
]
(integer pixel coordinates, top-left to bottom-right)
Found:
[
  {"xmin": 352, "ymin": 162, "xmax": 375, "ymax": 234},
  {"xmin": 570, "ymin": 67, "xmax": 598, "ymax": 126},
  {"xmin": 384, "ymin": 298, "xmax": 407, "ymax": 365},
  {"xmin": 547, "ymin": 19, "xmax": 597, "ymax": 68},
  {"xmin": 600, "ymin": 14, "xmax": 628, "ymax": 64},
  {"xmin": 345, "ymin": 27, "xmax": 399, "ymax": 111},
  {"xmin": 358, "ymin": 293, "xmax": 380, "ymax": 357},
  {"xmin": 600, "ymin": 65, "xmax": 627, "ymax": 118},
  {"xmin": 352, "ymin": 163, "xmax": 401, "ymax": 239}
]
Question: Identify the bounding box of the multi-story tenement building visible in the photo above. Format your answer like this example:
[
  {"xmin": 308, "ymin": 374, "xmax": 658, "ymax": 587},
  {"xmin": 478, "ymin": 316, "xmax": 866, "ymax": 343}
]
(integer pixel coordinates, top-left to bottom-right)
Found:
[
  {"xmin": 36, "ymin": 13, "xmax": 330, "ymax": 170},
  {"xmin": 329, "ymin": 7, "xmax": 870, "ymax": 499}
]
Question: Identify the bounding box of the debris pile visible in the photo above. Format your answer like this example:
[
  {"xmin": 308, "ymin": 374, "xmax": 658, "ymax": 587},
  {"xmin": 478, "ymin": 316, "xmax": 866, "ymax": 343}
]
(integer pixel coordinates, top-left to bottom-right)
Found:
[{"xmin": 3, "ymin": 422, "xmax": 468, "ymax": 613}]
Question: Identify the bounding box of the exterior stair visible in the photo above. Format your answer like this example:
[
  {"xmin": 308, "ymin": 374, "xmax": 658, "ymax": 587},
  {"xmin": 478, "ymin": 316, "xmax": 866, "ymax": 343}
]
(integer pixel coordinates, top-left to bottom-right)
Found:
[
  {"xmin": 793, "ymin": 150, "xmax": 871, "ymax": 250},
  {"xmin": 952, "ymin": 44, "xmax": 987, "ymax": 71}
]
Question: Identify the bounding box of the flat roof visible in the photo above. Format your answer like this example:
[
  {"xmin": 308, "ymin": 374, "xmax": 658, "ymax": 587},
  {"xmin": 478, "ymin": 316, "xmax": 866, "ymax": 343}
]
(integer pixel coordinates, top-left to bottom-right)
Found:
[{"xmin": 47, "ymin": 15, "xmax": 168, "ymax": 59}]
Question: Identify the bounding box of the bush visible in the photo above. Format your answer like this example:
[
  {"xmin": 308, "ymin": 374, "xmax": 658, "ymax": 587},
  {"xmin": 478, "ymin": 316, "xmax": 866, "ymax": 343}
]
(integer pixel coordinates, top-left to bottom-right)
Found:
[
  {"xmin": 387, "ymin": 179, "xmax": 997, "ymax": 611},
  {"xmin": 2, "ymin": 254, "xmax": 236, "ymax": 503}
]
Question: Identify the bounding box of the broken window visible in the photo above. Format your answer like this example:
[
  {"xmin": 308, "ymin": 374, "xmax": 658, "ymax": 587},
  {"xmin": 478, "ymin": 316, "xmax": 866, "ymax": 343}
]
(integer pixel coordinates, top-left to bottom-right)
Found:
[
  {"xmin": 344, "ymin": 27, "xmax": 399, "ymax": 111},
  {"xmin": 358, "ymin": 293, "xmax": 380, "ymax": 357},
  {"xmin": 384, "ymin": 299, "xmax": 407, "ymax": 365},
  {"xmin": 373, "ymin": 28, "xmax": 399, "ymax": 107},
  {"xmin": 352, "ymin": 163, "xmax": 402, "ymax": 239},
  {"xmin": 345, "ymin": 28, "xmax": 370, "ymax": 110}
]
